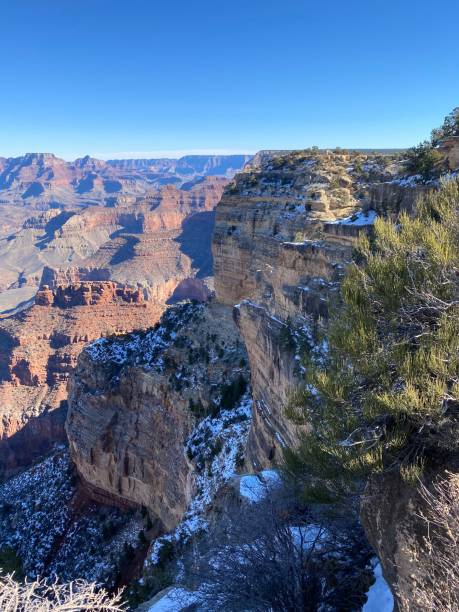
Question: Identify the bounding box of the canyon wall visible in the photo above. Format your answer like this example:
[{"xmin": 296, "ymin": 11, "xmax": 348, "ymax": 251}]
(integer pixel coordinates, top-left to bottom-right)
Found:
[
  {"xmin": 360, "ymin": 457, "xmax": 459, "ymax": 609},
  {"xmin": 0, "ymin": 276, "xmax": 165, "ymax": 479},
  {"xmin": 213, "ymin": 149, "xmax": 422, "ymax": 469},
  {"xmin": 66, "ymin": 300, "xmax": 248, "ymax": 530},
  {"xmin": 212, "ymin": 149, "xmax": 454, "ymax": 610}
]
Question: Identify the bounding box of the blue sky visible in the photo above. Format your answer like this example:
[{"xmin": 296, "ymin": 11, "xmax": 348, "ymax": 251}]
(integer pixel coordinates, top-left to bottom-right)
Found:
[{"xmin": 1, "ymin": 0, "xmax": 458, "ymax": 159}]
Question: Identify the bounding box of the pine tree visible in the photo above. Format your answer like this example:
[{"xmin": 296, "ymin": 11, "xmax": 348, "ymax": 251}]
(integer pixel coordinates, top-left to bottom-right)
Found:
[
  {"xmin": 405, "ymin": 108, "xmax": 459, "ymax": 180},
  {"xmin": 431, "ymin": 107, "xmax": 459, "ymax": 144},
  {"xmin": 285, "ymin": 178, "xmax": 459, "ymax": 502}
]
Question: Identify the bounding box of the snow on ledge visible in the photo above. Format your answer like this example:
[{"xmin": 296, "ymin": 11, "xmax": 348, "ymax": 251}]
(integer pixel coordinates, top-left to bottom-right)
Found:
[
  {"xmin": 239, "ymin": 469, "xmax": 281, "ymax": 502},
  {"xmin": 331, "ymin": 209, "xmax": 377, "ymax": 226},
  {"xmin": 146, "ymin": 587, "xmax": 199, "ymax": 611}
]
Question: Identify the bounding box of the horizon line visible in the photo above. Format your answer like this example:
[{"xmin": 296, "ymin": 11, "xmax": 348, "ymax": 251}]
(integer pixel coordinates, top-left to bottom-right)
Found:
[
  {"xmin": 91, "ymin": 148, "xmax": 257, "ymax": 161},
  {"xmin": 0, "ymin": 148, "xmax": 257, "ymax": 162},
  {"xmin": 0, "ymin": 146, "xmax": 409, "ymax": 163}
]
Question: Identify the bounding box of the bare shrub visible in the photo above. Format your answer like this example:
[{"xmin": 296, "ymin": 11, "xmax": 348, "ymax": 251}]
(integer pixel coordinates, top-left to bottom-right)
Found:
[
  {"xmin": 398, "ymin": 472, "xmax": 459, "ymax": 611},
  {"xmin": 0, "ymin": 574, "xmax": 125, "ymax": 611},
  {"xmin": 180, "ymin": 483, "xmax": 373, "ymax": 611}
]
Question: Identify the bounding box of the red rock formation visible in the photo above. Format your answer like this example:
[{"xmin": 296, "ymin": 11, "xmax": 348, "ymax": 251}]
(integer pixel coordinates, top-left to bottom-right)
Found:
[
  {"xmin": 0, "ymin": 276, "xmax": 165, "ymax": 479},
  {"xmin": 0, "ymin": 176, "xmax": 226, "ymax": 306},
  {"xmin": 39, "ymin": 266, "xmax": 112, "ymax": 289},
  {"xmin": 35, "ymin": 281, "xmax": 143, "ymax": 308}
]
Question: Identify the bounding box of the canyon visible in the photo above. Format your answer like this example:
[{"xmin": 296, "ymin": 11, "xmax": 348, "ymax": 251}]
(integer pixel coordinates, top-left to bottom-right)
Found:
[
  {"xmin": 63, "ymin": 148, "xmax": 423, "ymax": 602},
  {"xmin": 0, "ymin": 152, "xmax": 247, "ymax": 303},
  {"xmin": 0, "ymin": 153, "xmax": 250, "ymax": 215},
  {"xmin": 1, "ymin": 141, "xmax": 458, "ymax": 610},
  {"xmin": 0, "ymin": 154, "xmax": 249, "ymax": 479}
]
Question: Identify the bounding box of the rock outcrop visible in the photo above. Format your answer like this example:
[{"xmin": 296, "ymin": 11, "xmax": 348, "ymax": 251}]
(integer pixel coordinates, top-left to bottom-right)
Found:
[
  {"xmin": 35, "ymin": 280, "xmax": 144, "ymax": 308},
  {"xmin": 0, "ymin": 176, "xmax": 226, "ymax": 306},
  {"xmin": 361, "ymin": 460, "xmax": 459, "ymax": 610},
  {"xmin": 212, "ymin": 149, "xmax": 454, "ymax": 610},
  {"xmin": 0, "ymin": 275, "xmax": 165, "ymax": 479},
  {"xmin": 66, "ymin": 300, "xmax": 248, "ymax": 530},
  {"xmin": 213, "ymin": 149, "xmax": 423, "ymax": 469}
]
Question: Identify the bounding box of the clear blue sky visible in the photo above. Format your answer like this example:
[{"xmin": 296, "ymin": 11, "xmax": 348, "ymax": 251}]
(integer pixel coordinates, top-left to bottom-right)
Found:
[{"xmin": 1, "ymin": 0, "xmax": 458, "ymax": 160}]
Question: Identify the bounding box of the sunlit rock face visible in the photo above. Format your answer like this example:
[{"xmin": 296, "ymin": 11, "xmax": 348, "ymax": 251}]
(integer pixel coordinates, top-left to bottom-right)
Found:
[
  {"xmin": 0, "ymin": 275, "xmax": 165, "ymax": 480},
  {"xmin": 66, "ymin": 300, "xmax": 248, "ymax": 531},
  {"xmin": 213, "ymin": 149, "xmax": 425, "ymax": 469}
]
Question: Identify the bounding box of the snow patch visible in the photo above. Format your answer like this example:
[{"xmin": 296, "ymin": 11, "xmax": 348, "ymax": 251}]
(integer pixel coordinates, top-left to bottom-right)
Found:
[
  {"xmin": 332, "ymin": 210, "xmax": 377, "ymax": 226},
  {"xmin": 147, "ymin": 587, "xmax": 199, "ymax": 611},
  {"xmin": 85, "ymin": 303, "xmax": 203, "ymax": 370},
  {"xmin": 239, "ymin": 470, "xmax": 281, "ymax": 502},
  {"xmin": 388, "ymin": 174, "xmax": 422, "ymax": 187},
  {"xmin": 148, "ymin": 394, "xmax": 253, "ymax": 566}
]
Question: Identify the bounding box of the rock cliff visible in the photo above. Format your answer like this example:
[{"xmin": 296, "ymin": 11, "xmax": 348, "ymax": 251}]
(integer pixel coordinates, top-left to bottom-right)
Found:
[
  {"xmin": 361, "ymin": 459, "xmax": 459, "ymax": 609},
  {"xmin": 213, "ymin": 149, "xmax": 422, "ymax": 469},
  {"xmin": 212, "ymin": 149, "xmax": 458, "ymax": 610},
  {"xmin": 66, "ymin": 300, "xmax": 248, "ymax": 530},
  {"xmin": 0, "ymin": 275, "xmax": 165, "ymax": 479}
]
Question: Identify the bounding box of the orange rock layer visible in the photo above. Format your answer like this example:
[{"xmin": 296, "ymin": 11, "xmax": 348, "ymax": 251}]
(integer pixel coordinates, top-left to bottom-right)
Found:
[{"xmin": 0, "ymin": 280, "xmax": 164, "ymax": 479}]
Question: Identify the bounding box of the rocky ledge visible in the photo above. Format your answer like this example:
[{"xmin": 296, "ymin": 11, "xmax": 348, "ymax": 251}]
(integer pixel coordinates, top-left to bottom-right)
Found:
[
  {"xmin": 67, "ymin": 300, "xmax": 249, "ymax": 531},
  {"xmin": 0, "ymin": 272, "xmax": 164, "ymax": 480},
  {"xmin": 213, "ymin": 148, "xmax": 425, "ymax": 469}
]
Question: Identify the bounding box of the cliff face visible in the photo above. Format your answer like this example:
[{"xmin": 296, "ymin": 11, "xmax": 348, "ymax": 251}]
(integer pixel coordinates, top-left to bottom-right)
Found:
[
  {"xmin": 212, "ymin": 149, "xmax": 457, "ymax": 611},
  {"xmin": 0, "ymin": 276, "xmax": 165, "ymax": 479},
  {"xmin": 66, "ymin": 300, "xmax": 248, "ymax": 530},
  {"xmin": 213, "ymin": 149, "xmax": 421, "ymax": 469},
  {"xmin": 0, "ymin": 176, "xmax": 224, "ymax": 304},
  {"xmin": 360, "ymin": 460, "xmax": 459, "ymax": 610}
]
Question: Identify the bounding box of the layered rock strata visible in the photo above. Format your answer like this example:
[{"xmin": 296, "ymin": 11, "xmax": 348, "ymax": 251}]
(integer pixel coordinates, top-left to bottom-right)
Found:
[
  {"xmin": 0, "ymin": 153, "xmax": 250, "ymax": 208},
  {"xmin": 0, "ymin": 276, "xmax": 165, "ymax": 479},
  {"xmin": 66, "ymin": 300, "xmax": 248, "ymax": 530},
  {"xmin": 213, "ymin": 149, "xmax": 425, "ymax": 469},
  {"xmin": 0, "ymin": 176, "xmax": 225, "ymax": 304}
]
